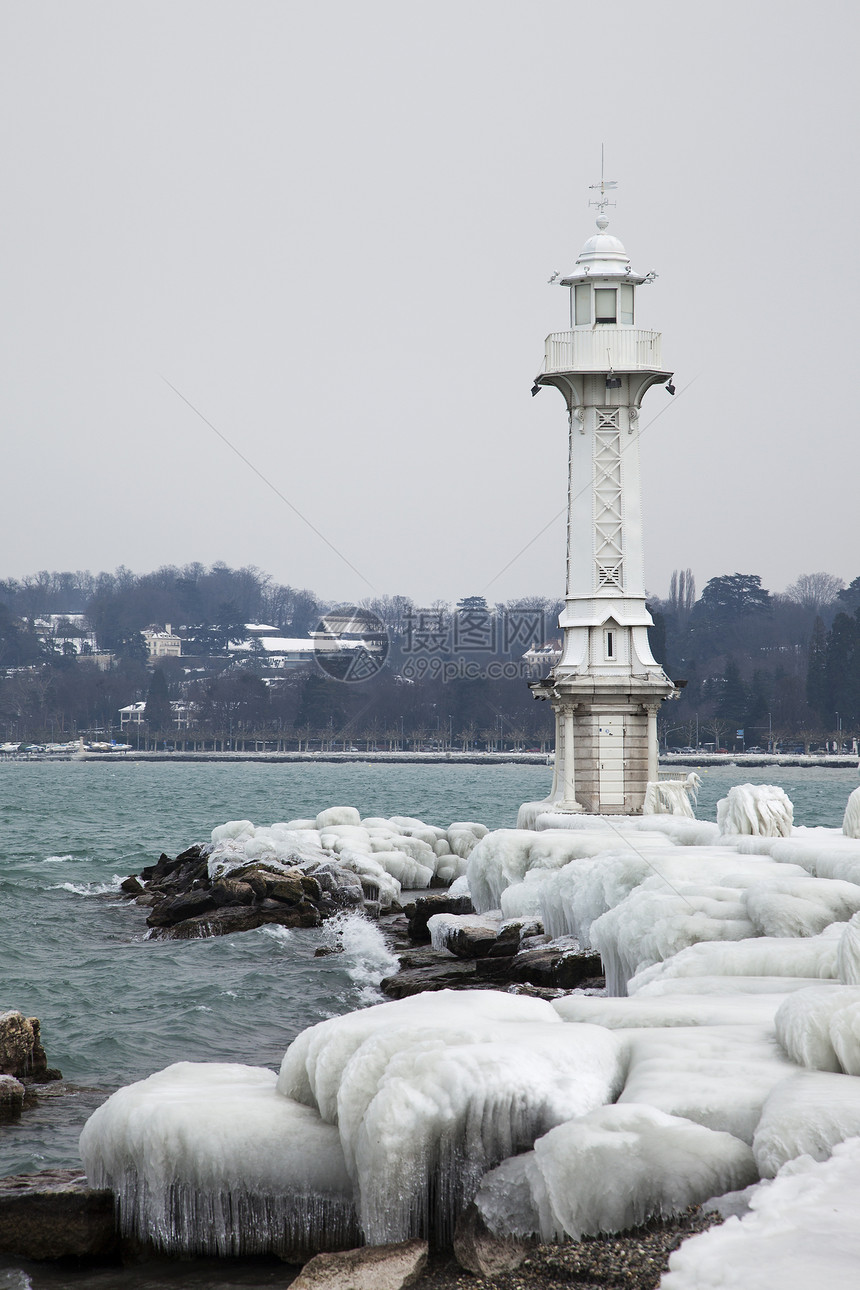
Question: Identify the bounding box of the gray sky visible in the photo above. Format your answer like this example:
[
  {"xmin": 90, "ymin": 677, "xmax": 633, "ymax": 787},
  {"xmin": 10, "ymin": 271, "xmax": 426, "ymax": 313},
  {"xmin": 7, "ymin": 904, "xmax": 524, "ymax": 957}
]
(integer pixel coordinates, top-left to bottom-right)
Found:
[{"xmin": 1, "ymin": 0, "xmax": 857, "ymax": 607}]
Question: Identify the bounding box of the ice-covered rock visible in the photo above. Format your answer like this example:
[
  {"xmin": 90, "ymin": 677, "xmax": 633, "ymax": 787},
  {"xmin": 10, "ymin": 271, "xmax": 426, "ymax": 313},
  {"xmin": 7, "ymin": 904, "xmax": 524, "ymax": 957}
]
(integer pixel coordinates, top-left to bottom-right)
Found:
[
  {"xmin": 277, "ymin": 991, "xmax": 624, "ymax": 1243},
  {"xmin": 773, "ymin": 985, "xmax": 856, "ymax": 1072},
  {"xmin": 717, "ymin": 784, "xmax": 793, "ymax": 837},
  {"xmin": 79, "ymin": 1063, "xmax": 358, "ymax": 1256},
  {"xmin": 642, "ymin": 773, "xmax": 701, "ymax": 817},
  {"xmin": 553, "ymin": 992, "xmax": 788, "ymax": 1030},
  {"xmin": 628, "ymin": 930, "xmax": 841, "ymax": 994},
  {"xmin": 591, "ymin": 881, "xmax": 756, "ymax": 995},
  {"xmin": 742, "ymin": 874, "xmax": 860, "ymax": 938},
  {"xmin": 662, "ymin": 1138, "xmax": 860, "ymax": 1289},
  {"xmin": 837, "ymin": 910, "xmax": 860, "ymax": 983},
  {"xmin": 476, "ymin": 1104, "xmax": 755, "ymax": 1242},
  {"xmin": 617, "ymin": 1025, "xmax": 796, "ymax": 1144},
  {"xmin": 753, "ymin": 1069, "xmax": 860, "ymax": 1177},
  {"xmin": 843, "ymin": 785, "xmax": 860, "ymax": 838}
]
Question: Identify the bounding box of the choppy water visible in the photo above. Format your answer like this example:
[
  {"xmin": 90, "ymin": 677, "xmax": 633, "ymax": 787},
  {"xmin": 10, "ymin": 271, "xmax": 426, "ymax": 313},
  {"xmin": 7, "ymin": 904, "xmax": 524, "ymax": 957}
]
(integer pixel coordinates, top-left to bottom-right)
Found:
[{"xmin": 0, "ymin": 759, "xmax": 856, "ymax": 1287}]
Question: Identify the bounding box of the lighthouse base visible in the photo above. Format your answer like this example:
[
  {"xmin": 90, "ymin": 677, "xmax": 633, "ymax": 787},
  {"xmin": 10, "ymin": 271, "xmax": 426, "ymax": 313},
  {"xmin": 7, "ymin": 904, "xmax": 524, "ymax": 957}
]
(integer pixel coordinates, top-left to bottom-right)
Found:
[{"xmin": 529, "ymin": 676, "xmax": 673, "ymax": 817}]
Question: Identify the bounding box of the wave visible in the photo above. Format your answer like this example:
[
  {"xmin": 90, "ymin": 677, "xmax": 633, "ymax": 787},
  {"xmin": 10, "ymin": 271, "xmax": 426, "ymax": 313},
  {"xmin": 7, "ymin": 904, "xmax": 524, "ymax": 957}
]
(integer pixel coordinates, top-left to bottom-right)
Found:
[
  {"xmin": 51, "ymin": 877, "xmax": 124, "ymax": 897},
  {"xmin": 318, "ymin": 912, "xmax": 400, "ymax": 1005}
]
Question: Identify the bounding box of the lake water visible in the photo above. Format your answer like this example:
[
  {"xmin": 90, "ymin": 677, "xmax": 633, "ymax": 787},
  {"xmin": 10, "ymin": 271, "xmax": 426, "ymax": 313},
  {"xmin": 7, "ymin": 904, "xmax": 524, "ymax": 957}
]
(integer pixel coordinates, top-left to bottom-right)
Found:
[{"xmin": 0, "ymin": 759, "xmax": 856, "ymax": 1286}]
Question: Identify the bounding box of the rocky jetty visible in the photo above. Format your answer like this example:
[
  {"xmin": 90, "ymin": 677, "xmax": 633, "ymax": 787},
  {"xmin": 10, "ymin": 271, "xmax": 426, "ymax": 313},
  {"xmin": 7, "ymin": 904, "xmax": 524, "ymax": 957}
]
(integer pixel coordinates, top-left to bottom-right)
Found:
[
  {"xmin": 121, "ymin": 844, "xmax": 367, "ymax": 939},
  {"xmin": 379, "ymin": 894, "xmax": 604, "ymax": 998}
]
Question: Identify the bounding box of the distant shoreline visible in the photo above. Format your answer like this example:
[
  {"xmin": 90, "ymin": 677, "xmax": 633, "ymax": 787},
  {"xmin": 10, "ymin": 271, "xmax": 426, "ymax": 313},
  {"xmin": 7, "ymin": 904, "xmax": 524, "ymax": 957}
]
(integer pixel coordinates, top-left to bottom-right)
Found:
[{"xmin": 1, "ymin": 750, "xmax": 858, "ymax": 769}]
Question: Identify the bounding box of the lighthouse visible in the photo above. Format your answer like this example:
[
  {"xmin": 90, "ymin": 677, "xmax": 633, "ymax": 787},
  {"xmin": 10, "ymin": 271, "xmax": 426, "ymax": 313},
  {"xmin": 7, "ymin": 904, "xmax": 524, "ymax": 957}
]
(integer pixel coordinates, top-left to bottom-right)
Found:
[{"xmin": 529, "ymin": 182, "xmax": 676, "ymax": 814}]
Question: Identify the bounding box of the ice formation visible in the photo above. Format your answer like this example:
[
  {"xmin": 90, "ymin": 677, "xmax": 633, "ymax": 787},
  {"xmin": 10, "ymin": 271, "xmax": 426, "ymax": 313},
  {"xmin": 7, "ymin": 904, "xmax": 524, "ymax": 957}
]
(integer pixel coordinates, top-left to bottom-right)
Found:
[
  {"xmin": 277, "ymin": 990, "xmax": 624, "ymax": 1243},
  {"xmin": 643, "ymin": 772, "xmax": 701, "ymax": 817},
  {"xmin": 662, "ymin": 1137, "xmax": 860, "ymax": 1289},
  {"xmin": 717, "ymin": 783, "xmax": 794, "ymax": 837},
  {"xmin": 204, "ymin": 808, "xmax": 482, "ymax": 909},
  {"xmin": 476, "ymin": 1104, "xmax": 756, "ymax": 1241},
  {"xmin": 843, "ymin": 785, "xmax": 860, "ymax": 837},
  {"xmin": 79, "ymin": 1063, "xmax": 359, "ymax": 1256},
  {"xmin": 80, "ymin": 782, "xmax": 860, "ymax": 1267}
]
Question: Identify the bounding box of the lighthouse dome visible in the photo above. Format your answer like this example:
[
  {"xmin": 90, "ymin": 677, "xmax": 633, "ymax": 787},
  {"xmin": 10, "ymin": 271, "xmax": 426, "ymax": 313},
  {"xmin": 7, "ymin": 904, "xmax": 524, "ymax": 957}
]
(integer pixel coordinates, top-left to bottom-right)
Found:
[{"xmin": 560, "ymin": 215, "xmax": 645, "ymax": 285}]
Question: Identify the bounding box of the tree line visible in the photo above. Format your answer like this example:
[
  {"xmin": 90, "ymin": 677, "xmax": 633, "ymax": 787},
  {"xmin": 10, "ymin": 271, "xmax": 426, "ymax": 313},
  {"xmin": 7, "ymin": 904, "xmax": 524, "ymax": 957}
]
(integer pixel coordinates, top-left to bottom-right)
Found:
[{"xmin": 1, "ymin": 562, "xmax": 859, "ymax": 751}]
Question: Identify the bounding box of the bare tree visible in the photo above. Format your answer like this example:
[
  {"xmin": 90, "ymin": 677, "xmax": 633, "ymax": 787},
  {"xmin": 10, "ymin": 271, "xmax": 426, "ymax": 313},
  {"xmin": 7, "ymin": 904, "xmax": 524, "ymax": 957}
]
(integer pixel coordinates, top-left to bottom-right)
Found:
[{"xmin": 784, "ymin": 573, "xmax": 844, "ymax": 614}]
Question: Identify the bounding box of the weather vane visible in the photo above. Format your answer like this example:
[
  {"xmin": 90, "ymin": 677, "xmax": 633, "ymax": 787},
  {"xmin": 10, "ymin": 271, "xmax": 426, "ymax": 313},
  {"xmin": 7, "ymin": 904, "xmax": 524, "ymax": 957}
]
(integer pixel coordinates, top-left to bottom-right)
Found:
[{"xmin": 588, "ymin": 144, "xmax": 617, "ymax": 220}]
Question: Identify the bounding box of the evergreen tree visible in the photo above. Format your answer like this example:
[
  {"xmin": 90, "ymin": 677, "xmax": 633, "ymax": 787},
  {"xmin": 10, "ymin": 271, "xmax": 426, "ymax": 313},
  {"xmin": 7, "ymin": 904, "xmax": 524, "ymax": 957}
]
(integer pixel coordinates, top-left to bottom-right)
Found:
[
  {"xmin": 143, "ymin": 667, "xmax": 173, "ymax": 733},
  {"xmin": 806, "ymin": 616, "xmax": 828, "ymax": 719},
  {"xmin": 717, "ymin": 657, "xmax": 748, "ymax": 725},
  {"xmin": 825, "ymin": 611, "xmax": 860, "ymax": 724}
]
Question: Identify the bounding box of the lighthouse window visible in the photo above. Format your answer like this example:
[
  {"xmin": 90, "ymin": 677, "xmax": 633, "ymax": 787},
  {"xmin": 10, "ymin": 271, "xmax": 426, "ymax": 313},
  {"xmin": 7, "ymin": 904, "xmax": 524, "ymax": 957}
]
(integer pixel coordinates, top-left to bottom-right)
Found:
[
  {"xmin": 575, "ymin": 284, "xmax": 591, "ymax": 325},
  {"xmin": 620, "ymin": 283, "xmax": 634, "ymax": 325},
  {"xmin": 605, "ymin": 630, "xmax": 615, "ymax": 659},
  {"xmin": 594, "ymin": 288, "xmax": 617, "ymax": 323}
]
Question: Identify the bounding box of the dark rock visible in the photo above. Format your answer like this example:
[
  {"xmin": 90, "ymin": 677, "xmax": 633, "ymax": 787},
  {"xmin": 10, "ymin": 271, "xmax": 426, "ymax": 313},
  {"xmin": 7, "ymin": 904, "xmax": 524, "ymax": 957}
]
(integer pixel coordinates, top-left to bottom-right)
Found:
[
  {"xmin": 119, "ymin": 875, "xmax": 144, "ymax": 896},
  {"xmin": 0, "ymin": 1075, "xmax": 25, "ymax": 1121},
  {"xmin": 301, "ymin": 874, "xmax": 323, "ymax": 901},
  {"xmin": 503, "ymin": 944, "xmax": 604, "ymax": 989},
  {"xmin": 396, "ymin": 947, "xmax": 458, "ymax": 970},
  {"xmin": 140, "ymin": 852, "xmax": 183, "ymax": 881},
  {"xmin": 484, "ymin": 924, "xmax": 524, "ymax": 958},
  {"xmin": 175, "ymin": 844, "xmax": 205, "ymax": 863},
  {"xmin": 380, "ymin": 962, "xmax": 478, "ymax": 998},
  {"xmin": 267, "ymin": 876, "xmax": 305, "ymax": 903},
  {"xmin": 407, "ymin": 894, "xmax": 475, "ymax": 944},
  {"xmin": 211, "ymin": 878, "xmax": 255, "ymax": 906},
  {"xmin": 453, "ymin": 1201, "xmax": 529, "ymax": 1277},
  {"xmin": 440, "ymin": 922, "xmax": 503, "ymax": 959},
  {"xmin": 146, "ymin": 889, "xmax": 218, "ymax": 927},
  {"xmin": 0, "ymin": 1169, "xmax": 117, "ymax": 1260},
  {"xmin": 152, "ymin": 903, "xmax": 323, "ymax": 941}
]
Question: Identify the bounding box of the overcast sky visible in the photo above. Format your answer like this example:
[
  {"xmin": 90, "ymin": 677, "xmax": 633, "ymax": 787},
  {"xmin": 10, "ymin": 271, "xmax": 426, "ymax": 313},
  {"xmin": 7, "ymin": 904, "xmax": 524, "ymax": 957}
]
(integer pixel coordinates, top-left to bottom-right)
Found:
[{"xmin": 1, "ymin": 1, "xmax": 857, "ymax": 608}]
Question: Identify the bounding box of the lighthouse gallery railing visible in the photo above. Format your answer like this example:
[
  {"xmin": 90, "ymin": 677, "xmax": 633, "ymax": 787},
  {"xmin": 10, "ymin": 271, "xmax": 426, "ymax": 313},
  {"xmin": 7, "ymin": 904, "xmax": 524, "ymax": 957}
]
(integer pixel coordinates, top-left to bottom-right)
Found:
[{"xmin": 544, "ymin": 329, "xmax": 662, "ymax": 373}]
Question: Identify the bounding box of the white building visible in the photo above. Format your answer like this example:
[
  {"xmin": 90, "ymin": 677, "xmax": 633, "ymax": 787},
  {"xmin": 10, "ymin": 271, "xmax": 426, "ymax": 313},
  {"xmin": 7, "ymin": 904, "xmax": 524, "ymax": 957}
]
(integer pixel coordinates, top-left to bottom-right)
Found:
[
  {"xmin": 119, "ymin": 700, "xmax": 194, "ymax": 730},
  {"xmin": 528, "ymin": 188, "xmax": 676, "ymax": 814},
  {"xmin": 143, "ymin": 624, "xmax": 182, "ymax": 661}
]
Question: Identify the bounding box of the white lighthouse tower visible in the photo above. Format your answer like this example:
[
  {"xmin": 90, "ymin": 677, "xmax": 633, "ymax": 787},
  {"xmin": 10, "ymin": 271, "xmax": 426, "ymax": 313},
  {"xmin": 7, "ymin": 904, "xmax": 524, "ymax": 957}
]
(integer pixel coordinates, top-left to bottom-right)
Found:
[{"xmin": 529, "ymin": 181, "xmax": 676, "ymax": 814}]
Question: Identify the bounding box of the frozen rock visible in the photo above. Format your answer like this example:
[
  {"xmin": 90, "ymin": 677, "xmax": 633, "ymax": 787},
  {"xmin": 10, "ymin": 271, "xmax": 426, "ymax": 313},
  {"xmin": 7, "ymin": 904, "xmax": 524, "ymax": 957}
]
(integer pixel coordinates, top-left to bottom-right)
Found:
[
  {"xmin": 427, "ymin": 912, "xmax": 504, "ymax": 958},
  {"xmin": 617, "ymin": 1024, "xmax": 796, "ymax": 1144},
  {"xmin": 278, "ymin": 991, "xmax": 624, "ymax": 1243},
  {"xmin": 742, "ymin": 874, "xmax": 860, "ymax": 938},
  {"xmin": 553, "ymin": 991, "xmax": 788, "ymax": 1030},
  {"xmin": 628, "ymin": 931, "xmax": 841, "ymax": 993},
  {"xmin": 717, "ymin": 784, "xmax": 793, "ymax": 837},
  {"xmin": 80, "ymin": 1062, "xmax": 358, "ymax": 1257},
  {"xmin": 843, "ymin": 785, "xmax": 860, "ymax": 837},
  {"xmin": 662, "ymin": 1138, "xmax": 860, "ymax": 1290},
  {"xmin": 316, "ymin": 807, "xmax": 362, "ymax": 830},
  {"xmin": 753, "ymin": 1069, "xmax": 860, "ymax": 1176},
  {"xmin": 837, "ymin": 910, "xmax": 860, "ymax": 983},
  {"xmin": 591, "ymin": 881, "xmax": 756, "ymax": 995},
  {"xmin": 773, "ymin": 985, "xmax": 857, "ymax": 1072},
  {"xmin": 476, "ymin": 1104, "xmax": 755, "ymax": 1242}
]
